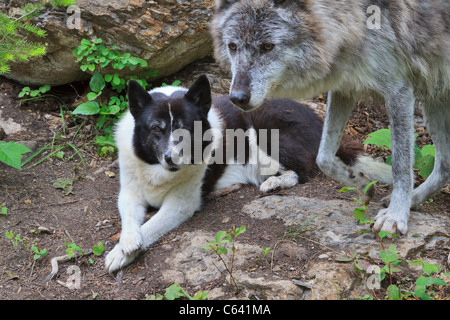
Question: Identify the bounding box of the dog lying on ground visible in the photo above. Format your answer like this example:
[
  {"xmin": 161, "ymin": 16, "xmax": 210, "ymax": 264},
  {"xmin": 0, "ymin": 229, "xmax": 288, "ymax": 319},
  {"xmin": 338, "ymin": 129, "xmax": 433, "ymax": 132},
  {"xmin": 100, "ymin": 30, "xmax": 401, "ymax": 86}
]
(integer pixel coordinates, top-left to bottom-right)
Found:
[
  {"xmin": 104, "ymin": 75, "xmax": 392, "ymax": 272},
  {"xmin": 210, "ymin": 0, "xmax": 449, "ymax": 235}
]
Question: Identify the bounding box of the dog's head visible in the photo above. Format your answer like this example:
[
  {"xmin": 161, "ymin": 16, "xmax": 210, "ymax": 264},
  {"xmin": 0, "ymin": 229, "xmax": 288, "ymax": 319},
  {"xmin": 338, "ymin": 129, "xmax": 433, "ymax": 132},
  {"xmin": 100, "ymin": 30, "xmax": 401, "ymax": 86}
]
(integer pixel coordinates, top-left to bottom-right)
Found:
[
  {"xmin": 127, "ymin": 75, "xmax": 212, "ymax": 171},
  {"xmin": 211, "ymin": 0, "xmax": 332, "ymax": 111}
]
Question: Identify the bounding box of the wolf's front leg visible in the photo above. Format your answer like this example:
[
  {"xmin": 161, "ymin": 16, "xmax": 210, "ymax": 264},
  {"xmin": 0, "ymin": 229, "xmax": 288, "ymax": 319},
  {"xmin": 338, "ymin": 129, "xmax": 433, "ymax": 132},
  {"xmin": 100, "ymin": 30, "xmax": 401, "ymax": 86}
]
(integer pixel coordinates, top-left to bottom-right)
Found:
[
  {"xmin": 374, "ymin": 83, "xmax": 415, "ymax": 235},
  {"xmin": 316, "ymin": 92, "xmax": 374, "ymax": 194}
]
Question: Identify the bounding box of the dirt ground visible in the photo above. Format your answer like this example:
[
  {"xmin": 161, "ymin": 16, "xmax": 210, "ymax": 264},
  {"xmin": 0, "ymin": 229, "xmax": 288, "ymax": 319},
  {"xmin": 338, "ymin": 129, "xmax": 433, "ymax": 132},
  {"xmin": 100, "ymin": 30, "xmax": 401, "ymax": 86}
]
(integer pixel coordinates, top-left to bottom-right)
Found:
[{"xmin": 0, "ymin": 58, "xmax": 448, "ymax": 300}]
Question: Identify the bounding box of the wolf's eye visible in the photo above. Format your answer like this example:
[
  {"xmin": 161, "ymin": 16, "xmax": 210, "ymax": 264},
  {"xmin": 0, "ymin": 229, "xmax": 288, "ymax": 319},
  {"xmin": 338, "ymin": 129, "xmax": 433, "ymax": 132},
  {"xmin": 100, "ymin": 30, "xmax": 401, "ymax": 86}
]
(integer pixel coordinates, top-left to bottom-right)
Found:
[
  {"xmin": 228, "ymin": 42, "xmax": 237, "ymax": 51},
  {"xmin": 261, "ymin": 43, "xmax": 275, "ymax": 52}
]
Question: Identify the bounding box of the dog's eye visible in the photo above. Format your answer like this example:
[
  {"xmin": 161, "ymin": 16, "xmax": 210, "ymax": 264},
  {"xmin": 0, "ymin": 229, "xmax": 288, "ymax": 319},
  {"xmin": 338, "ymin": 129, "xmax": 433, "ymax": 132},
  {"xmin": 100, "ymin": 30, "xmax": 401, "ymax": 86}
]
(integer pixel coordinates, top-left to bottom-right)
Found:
[
  {"xmin": 228, "ymin": 42, "xmax": 237, "ymax": 51},
  {"xmin": 152, "ymin": 126, "xmax": 161, "ymax": 133},
  {"xmin": 261, "ymin": 43, "xmax": 275, "ymax": 52}
]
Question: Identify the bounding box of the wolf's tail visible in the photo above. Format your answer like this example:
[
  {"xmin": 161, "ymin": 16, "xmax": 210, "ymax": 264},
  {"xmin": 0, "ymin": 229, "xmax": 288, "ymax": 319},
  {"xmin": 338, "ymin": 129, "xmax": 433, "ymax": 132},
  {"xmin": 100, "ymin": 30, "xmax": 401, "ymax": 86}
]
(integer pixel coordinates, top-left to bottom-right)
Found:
[
  {"xmin": 352, "ymin": 155, "xmax": 393, "ymax": 184},
  {"xmin": 335, "ymin": 135, "xmax": 393, "ymax": 184}
]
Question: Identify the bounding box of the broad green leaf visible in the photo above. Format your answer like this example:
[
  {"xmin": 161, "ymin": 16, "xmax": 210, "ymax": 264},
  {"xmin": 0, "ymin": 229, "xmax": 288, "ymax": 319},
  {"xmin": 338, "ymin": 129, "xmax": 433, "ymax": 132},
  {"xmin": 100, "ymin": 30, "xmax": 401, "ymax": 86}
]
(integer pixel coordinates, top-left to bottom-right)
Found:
[
  {"xmin": 353, "ymin": 207, "xmax": 366, "ymax": 221},
  {"xmin": 422, "ymin": 262, "xmax": 441, "ymax": 275},
  {"xmin": 87, "ymin": 92, "xmax": 99, "ymax": 101},
  {"xmin": 380, "ymin": 248, "xmax": 397, "ymax": 264},
  {"xmin": 386, "ymin": 284, "xmax": 401, "ymax": 300},
  {"xmin": 39, "ymin": 84, "xmax": 51, "ymax": 93},
  {"xmin": 73, "ymin": 101, "xmax": 100, "ymax": 115},
  {"xmin": 363, "ymin": 129, "xmax": 392, "ymax": 149},
  {"xmin": 420, "ymin": 145, "xmax": 435, "ymax": 157},
  {"xmin": 234, "ymin": 225, "xmax": 246, "ymax": 237},
  {"xmin": 93, "ymin": 241, "xmax": 104, "ymax": 256},
  {"xmin": 112, "ymin": 74, "xmax": 121, "ymax": 86},
  {"xmin": 90, "ymin": 71, "xmax": 106, "ymax": 93},
  {"xmin": 165, "ymin": 284, "xmax": 189, "ymax": 300},
  {"xmin": 217, "ymin": 246, "xmax": 228, "ymax": 255},
  {"xmin": 416, "ymin": 154, "xmax": 434, "ymax": 179},
  {"xmin": 0, "ymin": 141, "xmax": 31, "ymax": 170}
]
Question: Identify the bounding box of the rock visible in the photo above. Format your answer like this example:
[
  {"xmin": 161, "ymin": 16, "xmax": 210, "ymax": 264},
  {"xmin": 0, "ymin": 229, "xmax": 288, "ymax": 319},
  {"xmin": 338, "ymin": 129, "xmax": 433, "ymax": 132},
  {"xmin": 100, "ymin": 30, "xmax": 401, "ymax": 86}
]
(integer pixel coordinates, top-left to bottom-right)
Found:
[
  {"xmin": 158, "ymin": 195, "xmax": 448, "ymax": 300},
  {"xmin": 161, "ymin": 231, "xmax": 308, "ymax": 299},
  {"xmin": 242, "ymin": 195, "xmax": 449, "ymax": 259},
  {"xmin": 235, "ymin": 272, "xmax": 306, "ymax": 300},
  {"xmin": 242, "ymin": 195, "xmax": 450, "ymax": 299},
  {"xmin": 4, "ymin": 0, "xmax": 214, "ymax": 86},
  {"xmin": 0, "ymin": 110, "xmax": 23, "ymax": 135}
]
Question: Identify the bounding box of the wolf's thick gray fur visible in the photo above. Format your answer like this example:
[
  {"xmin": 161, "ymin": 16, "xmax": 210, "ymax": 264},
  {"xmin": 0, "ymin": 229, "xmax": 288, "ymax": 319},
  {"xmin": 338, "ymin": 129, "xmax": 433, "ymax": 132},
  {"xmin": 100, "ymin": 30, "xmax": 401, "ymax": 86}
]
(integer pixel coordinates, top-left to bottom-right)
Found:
[{"xmin": 211, "ymin": 0, "xmax": 449, "ymax": 234}]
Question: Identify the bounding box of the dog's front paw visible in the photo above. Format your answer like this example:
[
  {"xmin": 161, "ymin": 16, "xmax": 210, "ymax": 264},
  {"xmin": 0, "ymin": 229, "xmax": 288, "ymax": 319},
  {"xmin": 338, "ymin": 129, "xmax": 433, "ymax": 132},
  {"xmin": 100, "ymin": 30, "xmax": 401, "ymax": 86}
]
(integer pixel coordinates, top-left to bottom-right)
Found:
[
  {"xmin": 259, "ymin": 176, "xmax": 280, "ymax": 193},
  {"xmin": 119, "ymin": 230, "xmax": 143, "ymax": 255},
  {"xmin": 105, "ymin": 244, "xmax": 140, "ymax": 274},
  {"xmin": 374, "ymin": 208, "xmax": 409, "ymax": 235}
]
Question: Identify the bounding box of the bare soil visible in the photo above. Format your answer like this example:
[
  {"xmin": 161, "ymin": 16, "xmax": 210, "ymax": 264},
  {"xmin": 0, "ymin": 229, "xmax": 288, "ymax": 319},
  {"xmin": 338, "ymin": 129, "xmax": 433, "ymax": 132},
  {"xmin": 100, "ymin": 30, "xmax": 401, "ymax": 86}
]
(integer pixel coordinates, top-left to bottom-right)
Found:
[{"xmin": 0, "ymin": 58, "xmax": 448, "ymax": 300}]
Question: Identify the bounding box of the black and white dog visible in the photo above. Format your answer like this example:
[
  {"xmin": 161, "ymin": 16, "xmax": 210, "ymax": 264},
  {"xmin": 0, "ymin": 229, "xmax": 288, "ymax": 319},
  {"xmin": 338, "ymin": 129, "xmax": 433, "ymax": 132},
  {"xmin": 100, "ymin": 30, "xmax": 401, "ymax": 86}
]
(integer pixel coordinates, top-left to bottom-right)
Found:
[{"xmin": 105, "ymin": 75, "xmax": 392, "ymax": 273}]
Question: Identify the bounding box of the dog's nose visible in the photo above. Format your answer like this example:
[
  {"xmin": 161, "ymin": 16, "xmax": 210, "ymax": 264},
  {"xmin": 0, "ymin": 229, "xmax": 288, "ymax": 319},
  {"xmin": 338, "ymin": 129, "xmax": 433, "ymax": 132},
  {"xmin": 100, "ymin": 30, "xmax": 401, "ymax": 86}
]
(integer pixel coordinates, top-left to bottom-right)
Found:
[
  {"xmin": 164, "ymin": 153, "xmax": 173, "ymax": 165},
  {"xmin": 230, "ymin": 90, "xmax": 250, "ymax": 108}
]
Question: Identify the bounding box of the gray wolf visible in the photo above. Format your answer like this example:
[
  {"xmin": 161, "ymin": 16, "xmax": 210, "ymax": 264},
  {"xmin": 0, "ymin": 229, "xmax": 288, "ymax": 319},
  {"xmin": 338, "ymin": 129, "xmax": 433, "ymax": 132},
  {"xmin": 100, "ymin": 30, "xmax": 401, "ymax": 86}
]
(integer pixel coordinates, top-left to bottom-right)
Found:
[
  {"xmin": 211, "ymin": 0, "xmax": 449, "ymax": 235},
  {"xmin": 105, "ymin": 75, "xmax": 390, "ymax": 272}
]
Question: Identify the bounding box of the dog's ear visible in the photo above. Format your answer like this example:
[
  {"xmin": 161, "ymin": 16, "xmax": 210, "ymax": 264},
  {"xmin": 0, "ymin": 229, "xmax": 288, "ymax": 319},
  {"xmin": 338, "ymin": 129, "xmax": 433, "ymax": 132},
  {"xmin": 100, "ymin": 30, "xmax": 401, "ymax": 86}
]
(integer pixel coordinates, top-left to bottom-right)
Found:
[
  {"xmin": 185, "ymin": 75, "xmax": 212, "ymax": 113},
  {"xmin": 128, "ymin": 79, "xmax": 152, "ymax": 119},
  {"xmin": 214, "ymin": 0, "xmax": 239, "ymax": 11}
]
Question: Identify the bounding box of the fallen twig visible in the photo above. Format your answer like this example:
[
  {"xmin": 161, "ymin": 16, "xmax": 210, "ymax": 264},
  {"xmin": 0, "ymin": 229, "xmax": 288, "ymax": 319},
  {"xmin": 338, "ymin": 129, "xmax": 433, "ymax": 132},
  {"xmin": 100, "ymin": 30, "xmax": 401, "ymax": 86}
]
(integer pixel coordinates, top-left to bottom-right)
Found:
[{"xmin": 45, "ymin": 249, "xmax": 92, "ymax": 282}]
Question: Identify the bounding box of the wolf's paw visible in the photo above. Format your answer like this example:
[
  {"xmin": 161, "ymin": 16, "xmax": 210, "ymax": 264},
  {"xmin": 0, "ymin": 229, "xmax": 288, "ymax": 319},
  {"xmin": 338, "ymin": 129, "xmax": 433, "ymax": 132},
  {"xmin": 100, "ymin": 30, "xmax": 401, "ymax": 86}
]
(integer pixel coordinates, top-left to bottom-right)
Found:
[
  {"xmin": 119, "ymin": 230, "xmax": 143, "ymax": 255},
  {"xmin": 380, "ymin": 194, "xmax": 419, "ymax": 210},
  {"xmin": 374, "ymin": 208, "xmax": 409, "ymax": 235},
  {"xmin": 105, "ymin": 244, "xmax": 140, "ymax": 274}
]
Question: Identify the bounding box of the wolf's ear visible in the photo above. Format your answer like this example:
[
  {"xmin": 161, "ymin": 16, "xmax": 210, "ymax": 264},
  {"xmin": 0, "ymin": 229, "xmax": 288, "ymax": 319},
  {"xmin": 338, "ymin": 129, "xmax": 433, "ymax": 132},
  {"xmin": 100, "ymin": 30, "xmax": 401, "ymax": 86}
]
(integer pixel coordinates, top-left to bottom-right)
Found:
[
  {"xmin": 185, "ymin": 75, "xmax": 212, "ymax": 113},
  {"xmin": 214, "ymin": 0, "xmax": 239, "ymax": 11},
  {"xmin": 128, "ymin": 79, "xmax": 152, "ymax": 119}
]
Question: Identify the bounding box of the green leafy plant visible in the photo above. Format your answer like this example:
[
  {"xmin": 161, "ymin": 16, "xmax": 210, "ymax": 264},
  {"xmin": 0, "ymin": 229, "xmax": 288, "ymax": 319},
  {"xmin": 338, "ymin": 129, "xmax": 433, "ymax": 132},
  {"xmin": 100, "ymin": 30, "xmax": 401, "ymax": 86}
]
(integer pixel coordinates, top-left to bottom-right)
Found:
[
  {"xmin": 364, "ymin": 128, "xmax": 435, "ymax": 179},
  {"xmin": 30, "ymin": 245, "xmax": 48, "ymax": 260},
  {"xmin": 0, "ymin": 0, "xmax": 76, "ymax": 74},
  {"xmin": 72, "ymin": 38, "xmax": 156, "ymax": 152},
  {"xmin": 5, "ymin": 230, "xmax": 48, "ymax": 260},
  {"xmin": 146, "ymin": 283, "xmax": 209, "ymax": 300},
  {"xmin": 64, "ymin": 241, "xmax": 104, "ymax": 264},
  {"xmin": 406, "ymin": 260, "xmax": 447, "ymax": 300},
  {"xmin": 18, "ymin": 84, "xmax": 51, "ymax": 100},
  {"xmin": 341, "ymin": 182, "xmax": 448, "ymax": 300},
  {"xmin": 0, "ymin": 141, "xmax": 31, "ymax": 170},
  {"xmin": 0, "ymin": 205, "xmax": 7, "ymax": 216},
  {"xmin": 92, "ymin": 241, "xmax": 104, "ymax": 256},
  {"xmin": 65, "ymin": 242, "xmax": 84, "ymax": 259},
  {"xmin": 202, "ymin": 225, "xmax": 246, "ymax": 293}
]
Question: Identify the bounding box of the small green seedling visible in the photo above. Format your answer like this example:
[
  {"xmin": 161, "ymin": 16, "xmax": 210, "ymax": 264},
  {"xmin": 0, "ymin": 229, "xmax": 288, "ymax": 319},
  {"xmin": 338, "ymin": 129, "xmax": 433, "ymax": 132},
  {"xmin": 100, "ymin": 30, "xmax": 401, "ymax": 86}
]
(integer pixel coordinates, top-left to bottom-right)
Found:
[{"xmin": 202, "ymin": 225, "xmax": 246, "ymax": 293}]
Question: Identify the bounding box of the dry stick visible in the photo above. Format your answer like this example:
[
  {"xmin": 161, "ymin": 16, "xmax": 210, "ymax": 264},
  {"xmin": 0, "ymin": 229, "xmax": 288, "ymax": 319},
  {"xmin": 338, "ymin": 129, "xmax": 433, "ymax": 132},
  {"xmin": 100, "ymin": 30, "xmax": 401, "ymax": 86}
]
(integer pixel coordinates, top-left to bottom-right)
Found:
[
  {"xmin": 211, "ymin": 246, "xmax": 238, "ymax": 292},
  {"xmin": 45, "ymin": 249, "xmax": 93, "ymax": 282}
]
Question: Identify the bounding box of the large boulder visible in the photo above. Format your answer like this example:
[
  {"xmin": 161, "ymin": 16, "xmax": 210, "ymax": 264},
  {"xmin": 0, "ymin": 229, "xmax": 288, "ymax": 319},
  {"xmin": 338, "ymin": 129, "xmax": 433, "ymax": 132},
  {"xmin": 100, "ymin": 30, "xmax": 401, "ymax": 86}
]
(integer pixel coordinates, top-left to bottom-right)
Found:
[{"xmin": 3, "ymin": 0, "xmax": 214, "ymax": 86}]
